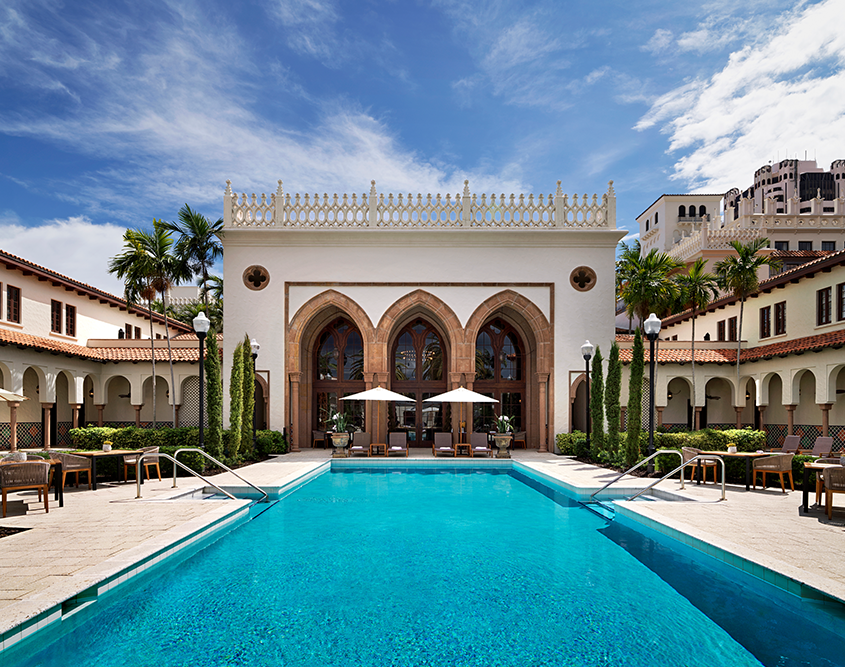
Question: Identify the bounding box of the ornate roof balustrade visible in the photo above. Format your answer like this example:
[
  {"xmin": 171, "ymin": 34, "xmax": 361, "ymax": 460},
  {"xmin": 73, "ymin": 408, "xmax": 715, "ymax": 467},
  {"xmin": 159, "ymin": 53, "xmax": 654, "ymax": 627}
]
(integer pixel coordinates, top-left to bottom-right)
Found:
[{"xmin": 224, "ymin": 179, "xmax": 616, "ymax": 230}]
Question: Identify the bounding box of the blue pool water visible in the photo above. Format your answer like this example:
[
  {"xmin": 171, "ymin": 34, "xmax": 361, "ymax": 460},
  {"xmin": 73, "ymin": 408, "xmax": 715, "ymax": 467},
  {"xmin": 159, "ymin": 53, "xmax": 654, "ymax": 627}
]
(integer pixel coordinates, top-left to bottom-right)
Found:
[{"xmin": 6, "ymin": 468, "xmax": 844, "ymax": 666}]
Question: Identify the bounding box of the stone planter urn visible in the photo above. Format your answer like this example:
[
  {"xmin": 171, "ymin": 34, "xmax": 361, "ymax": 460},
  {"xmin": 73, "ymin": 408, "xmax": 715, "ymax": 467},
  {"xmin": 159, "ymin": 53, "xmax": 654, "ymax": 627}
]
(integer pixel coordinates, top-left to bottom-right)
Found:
[
  {"xmin": 331, "ymin": 432, "xmax": 350, "ymax": 457},
  {"xmin": 492, "ymin": 433, "xmax": 512, "ymax": 459}
]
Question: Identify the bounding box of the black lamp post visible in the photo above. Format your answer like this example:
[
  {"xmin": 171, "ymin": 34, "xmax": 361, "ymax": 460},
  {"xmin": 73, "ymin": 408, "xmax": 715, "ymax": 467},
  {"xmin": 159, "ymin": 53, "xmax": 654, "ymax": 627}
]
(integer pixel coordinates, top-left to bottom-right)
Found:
[
  {"xmin": 193, "ymin": 311, "xmax": 210, "ymax": 447},
  {"xmin": 581, "ymin": 340, "xmax": 594, "ymax": 450},
  {"xmin": 250, "ymin": 337, "xmax": 260, "ymax": 444},
  {"xmin": 644, "ymin": 313, "xmax": 662, "ymax": 474}
]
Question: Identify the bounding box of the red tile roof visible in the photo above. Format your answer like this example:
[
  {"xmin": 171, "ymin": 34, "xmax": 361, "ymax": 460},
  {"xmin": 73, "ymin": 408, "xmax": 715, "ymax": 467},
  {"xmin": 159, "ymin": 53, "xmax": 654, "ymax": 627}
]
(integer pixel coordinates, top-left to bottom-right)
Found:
[
  {"xmin": 617, "ymin": 329, "xmax": 845, "ymax": 364},
  {"xmin": 0, "ymin": 327, "xmax": 200, "ymax": 362}
]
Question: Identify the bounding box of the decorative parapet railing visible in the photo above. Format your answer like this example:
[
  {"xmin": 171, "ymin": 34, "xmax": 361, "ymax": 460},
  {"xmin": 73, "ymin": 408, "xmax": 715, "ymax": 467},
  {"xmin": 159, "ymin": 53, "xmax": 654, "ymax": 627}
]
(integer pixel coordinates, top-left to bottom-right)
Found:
[
  {"xmin": 669, "ymin": 226, "xmax": 763, "ymax": 262},
  {"xmin": 224, "ymin": 179, "xmax": 616, "ymax": 230}
]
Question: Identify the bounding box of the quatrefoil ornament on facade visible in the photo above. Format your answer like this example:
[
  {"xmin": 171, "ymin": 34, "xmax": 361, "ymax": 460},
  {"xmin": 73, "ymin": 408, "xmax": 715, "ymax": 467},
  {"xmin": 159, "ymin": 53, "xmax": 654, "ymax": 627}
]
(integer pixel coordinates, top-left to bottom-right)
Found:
[
  {"xmin": 570, "ymin": 266, "xmax": 596, "ymax": 292},
  {"xmin": 243, "ymin": 265, "xmax": 270, "ymax": 291}
]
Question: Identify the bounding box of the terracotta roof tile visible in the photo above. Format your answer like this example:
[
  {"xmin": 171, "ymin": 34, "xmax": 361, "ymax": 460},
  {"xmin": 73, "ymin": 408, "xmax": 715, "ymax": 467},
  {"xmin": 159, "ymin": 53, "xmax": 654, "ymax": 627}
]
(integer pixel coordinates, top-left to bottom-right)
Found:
[{"xmin": 0, "ymin": 327, "xmax": 200, "ymax": 362}]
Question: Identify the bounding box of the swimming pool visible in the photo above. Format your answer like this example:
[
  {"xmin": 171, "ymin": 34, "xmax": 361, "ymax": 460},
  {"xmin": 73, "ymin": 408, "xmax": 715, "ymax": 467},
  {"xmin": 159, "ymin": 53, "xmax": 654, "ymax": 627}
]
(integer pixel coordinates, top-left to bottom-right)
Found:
[{"xmin": 4, "ymin": 467, "xmax": 844, "ymax": 666}]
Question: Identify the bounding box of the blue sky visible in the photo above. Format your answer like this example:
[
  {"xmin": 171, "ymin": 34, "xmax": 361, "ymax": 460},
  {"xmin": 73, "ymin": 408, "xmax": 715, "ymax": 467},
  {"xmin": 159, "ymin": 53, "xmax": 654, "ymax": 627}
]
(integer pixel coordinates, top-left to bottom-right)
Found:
[{"xmin": 1, "ymin": 0, "xmax": 844, "ymax": 294}]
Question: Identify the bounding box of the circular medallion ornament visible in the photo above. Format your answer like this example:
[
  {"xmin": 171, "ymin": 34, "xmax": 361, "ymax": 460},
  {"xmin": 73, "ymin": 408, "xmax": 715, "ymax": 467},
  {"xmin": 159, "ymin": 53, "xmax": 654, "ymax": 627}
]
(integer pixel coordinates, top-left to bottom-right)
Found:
[
  {"xmin": 243, "ymin": 265, "xmax": 270, "ymax": 291},
  {"xmin": 570, "ymin": 266, "xmax": 597, "ymax": 292}
]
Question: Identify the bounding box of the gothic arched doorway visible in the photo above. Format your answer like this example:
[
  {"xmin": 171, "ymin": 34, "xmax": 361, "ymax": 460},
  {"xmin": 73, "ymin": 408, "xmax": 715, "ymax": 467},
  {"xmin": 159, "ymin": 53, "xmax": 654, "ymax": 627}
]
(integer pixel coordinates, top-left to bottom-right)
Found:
[
  {"xmin": 473, "ymin": 318, "xmax": 526, "ymax": 432},
  {"xmin": 312, "ymin": 317, "xmax": 366, "ymax": 432},
  {"xmin": 390, "ymin": 318, "xmax": 448, "ymax": 448}
]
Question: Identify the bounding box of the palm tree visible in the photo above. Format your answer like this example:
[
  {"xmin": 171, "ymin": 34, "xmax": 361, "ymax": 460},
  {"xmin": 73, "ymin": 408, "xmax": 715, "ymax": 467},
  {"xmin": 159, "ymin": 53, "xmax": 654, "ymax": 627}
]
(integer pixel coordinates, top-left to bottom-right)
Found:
[
  {"xmin": 674, "ymin": 258, "xmax": 719, "ymax": 428},
  {"xmin": 616, "ymin": 240, "xmax": 641, "ymax": 332},
  {"xmin": 714, "ymin": 239, "xmax": 781, "ymax": 405},
  {"xmin": 108, "ymin": 231, "xmax": 161, "ymax": 427},
  {"xmin": 163, "ymin": 205, "xmax": 224, "ymax": 308},
  {"xmin": 618, "ymin": 249, "xmax": 684, "ymax": 329},
  {"xmin": 200, "ymin": 275, "xmax": 223, "ymax": 303},
  {"xmin": 109, "ymin": 222, "xmax": 190, "ymax": 426}
]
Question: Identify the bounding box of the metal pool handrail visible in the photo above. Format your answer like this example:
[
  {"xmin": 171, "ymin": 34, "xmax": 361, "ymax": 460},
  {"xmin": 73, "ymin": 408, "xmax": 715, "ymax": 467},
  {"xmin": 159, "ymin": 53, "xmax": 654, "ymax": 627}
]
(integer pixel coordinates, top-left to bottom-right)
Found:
[
  {"xmin": 135, "ymin": 453, "xmax": 236, "ymax": 500},
  {"xmin": 173, "ymin": 448, "xmax": 269, "ymax": 502},
  {"xmin": 590, "ymin": 450, "xmax": 683, "ymax": 500},
  {"xmin": 627, "ymin": 454, "xmax": 726, "ymax": 502}
]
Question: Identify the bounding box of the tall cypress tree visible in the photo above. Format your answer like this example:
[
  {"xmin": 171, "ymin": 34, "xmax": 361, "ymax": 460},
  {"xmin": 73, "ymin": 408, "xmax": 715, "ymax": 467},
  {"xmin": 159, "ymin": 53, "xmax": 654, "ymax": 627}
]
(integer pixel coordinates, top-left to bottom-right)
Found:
[
  {"xmin": 626, "ymin": 329, "xmax": 645, "ymax": 466},
  {"xmin": 605, "ymin": 342, "xmax": 622, "ymax": 454},
  {"xmin": 590, "ymin": 346, "xmax": 604, "ymax": 459},
  {"xmin": 228, "ymin": 341, "xmax": 243, "ymax": 460},
  {"xmin": 241, "ymin": 334, "xmax": 255, "ymax": 457},
  {"xmin": 204, "ymin": 328, "xmax": 223, "ymax": 457}
]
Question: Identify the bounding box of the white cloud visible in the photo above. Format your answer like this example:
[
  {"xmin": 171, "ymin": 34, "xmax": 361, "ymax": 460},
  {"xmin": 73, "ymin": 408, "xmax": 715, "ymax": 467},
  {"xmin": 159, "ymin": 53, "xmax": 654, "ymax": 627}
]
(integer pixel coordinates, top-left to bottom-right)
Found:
[
  {"xmin": 0, "ymin": 217, "xmax": 128, "ymax": 295},
  {"xmin": 641, "ymin": 29, "xmax": 673, "ymax": 55},
  {"xmin": 635, "ymin": 0, "xmax": 845, "ymax": 191},
  {"xmin": 0, "ymin": 0, "xmax": 527, "ymax": 223}
]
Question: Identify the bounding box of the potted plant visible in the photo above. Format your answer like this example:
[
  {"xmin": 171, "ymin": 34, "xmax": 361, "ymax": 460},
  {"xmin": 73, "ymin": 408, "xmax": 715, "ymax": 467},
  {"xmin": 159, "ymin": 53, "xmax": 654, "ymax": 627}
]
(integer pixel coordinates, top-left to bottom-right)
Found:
[
  {"xmin": 492, "ymin": 414, "xmax": 514, "ymax": 458},
  {"xmin": 329, "ymin": 412, "xmax": 351, "ymax": 456}
]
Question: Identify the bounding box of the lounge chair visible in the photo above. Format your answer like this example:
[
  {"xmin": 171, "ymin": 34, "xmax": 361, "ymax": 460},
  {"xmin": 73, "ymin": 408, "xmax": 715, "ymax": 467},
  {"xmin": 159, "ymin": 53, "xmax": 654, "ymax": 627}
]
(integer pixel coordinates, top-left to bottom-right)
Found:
[
  {"xmin": 470, "ymin": 432, "xmax": 493, "ymax": 458},
  {"xmin": 823, "ymin": 467, "xmax": 845, "ymax": 519},
  {"xmin": 1, "ymin": 461, "xmax": 50, "ymax": 517},
  {"xmin": 124, "ymin": 447, "xmax": 161, "ymax": 482},
  {"xmin": 433, "ymin": 432, "xmax": 455, "ymax": 457},
  {"xmin": 800, "ymin": 436, "xmax": 833, "ymax": 458},
  {"xmin": 312, "ymin": 430, "xmax": 327, "ymax": 449},
  {"xmin": 51, "ymin": 452, "xmax": 93, "ymax": 489},
  {"xmin": 682, "ymin": 447, "xmax": 719, "ymax": 483},
  {"xmin": 770, "ymin": 435, "xmax": 800, "ymax": 453},
  {"xmin": 512, "ymin": 431, "xmax": 527, "ymax": 449},
  {"xmin": 752, "ymin": 453, "xmax": 794, "ymax": 492},
  {"xmin": 387, "ymin": 432, "xmax": 408, "ymax": 457},
  {"xmin": 349, "ymin": 432, "xmax": 371, "ymax": 457}
]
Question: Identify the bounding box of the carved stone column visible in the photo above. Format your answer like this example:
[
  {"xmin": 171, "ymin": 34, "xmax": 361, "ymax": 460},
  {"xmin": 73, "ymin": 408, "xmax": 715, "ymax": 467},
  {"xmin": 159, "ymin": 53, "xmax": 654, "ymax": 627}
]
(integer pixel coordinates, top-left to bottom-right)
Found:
[
  {"xmin": 174, "ymin": 404, "xmax": 180, "ymax": 428},
  {"xmin": 735, "ymin": 407, "xmax": 743, "ymax": 429},
  {"xmin": 694, "ymin": 406, "xmax": 702, "ymax": 431},
  {"xmin": 96, "ymin": 404, "xmax": 105, "ymax": 427},
  {"xmin": 786, "ymin": 404, "xmax": 796, "ymax": 435},
  {"xmin": 537, "ymin": 372, "xmax": 549, "ymax": 452},
  {"xmin": 134, "ymin": 405, "xmax": 142, "ymax": 427},
  {"xmin": 289, "ymin": 371, "xmax": 301, "ymax": 452},
  {"xmin": 656, "ymin": 406, "xmax": 664, "ymax": 428},
  {"xmin": 620, "ymin": 406, "xmax": 627, "ymax": 432},
  {"xmin": 820, "ymin": 403, "xmax": 832, "ymax": 437},
  {"xmin": 41, "ymin": 403, "xmax": 53, "ymax": 450},
  {"xmin": 758, "ymin": 406, "xmax": 767, "ymax": 435},
  {"xmin": 9, "ymin": 401, "xmax": 19, "ymax": 452}
]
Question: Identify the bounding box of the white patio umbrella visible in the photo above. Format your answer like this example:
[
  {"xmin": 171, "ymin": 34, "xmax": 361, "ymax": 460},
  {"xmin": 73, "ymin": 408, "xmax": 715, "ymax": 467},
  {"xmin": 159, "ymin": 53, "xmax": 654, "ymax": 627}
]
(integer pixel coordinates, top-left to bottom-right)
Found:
[
  {"xmin": 424, "ymin": 386, "xmax": 498, "ymax": 441},
  {"xmin": 0, "ymin": 388, "xmax": 28, "ymax": 453},
  {"xmin": 339, "ymin": 386, "xmax": 414, "ymax": 444}
]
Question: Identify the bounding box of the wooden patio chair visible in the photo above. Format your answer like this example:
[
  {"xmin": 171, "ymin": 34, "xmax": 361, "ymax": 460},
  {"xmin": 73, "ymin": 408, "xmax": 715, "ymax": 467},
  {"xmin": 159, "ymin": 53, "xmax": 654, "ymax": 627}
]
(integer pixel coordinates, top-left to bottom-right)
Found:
[
  {"xmin": 512, "ymin": 431, "xmax": 527, "ymax": 449},
  {"xmin": 433, "ymin": 432, "xmax": 455, "ymax": 457},
  {"xmin": 387, "ymin": 432, "xmax": 408, "ymax": 457},
  {"xmin": 312, "ymin": 430, "xmax": 327, "ymax": 448},
  {"xmin": 349, "ymin": 432, "xmax": 371, "ymax": 457},
  {"xmin": 752, "ymin": 453, "xmax": 794, "ymax": 492},
  {"xmin": 1, "ymin": 461, "xmax": 50, "ymax": 517},
  {"xmin": 814, "ymin": 458, "xmax": 840, "ymax": 506},
  {"xmin": 799, "ymin": 436, "xmax": 833, "ymax": 458},
  {"xmin": 823, "ymin": 467, "xmax": 845, "ymax": 519},
  {"xmin": 50, "ymin": 452, "xmax": 93, "ymax": 489},
  {"xmin": 124, "ymin": 447, "xmax": 162, "ymax": 482},
  {"xmin": 682, "ymin": 447, "xmax": 719, "ymax": 483},
  {"xmin": 470, "ymin": 432, "xmax": 493, "ymax": 458}
]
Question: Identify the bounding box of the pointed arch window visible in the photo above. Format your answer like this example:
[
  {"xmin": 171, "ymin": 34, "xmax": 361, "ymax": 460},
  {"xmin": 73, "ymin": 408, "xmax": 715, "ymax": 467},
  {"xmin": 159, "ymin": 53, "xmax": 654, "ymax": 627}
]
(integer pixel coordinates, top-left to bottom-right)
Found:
[
  {"xmin": 474, "ymin": 318, "xmax": 525, "ymax": 431},
  {"xmin": 313, "ymin": 317, "xmax": 365, "ymax": 432}
]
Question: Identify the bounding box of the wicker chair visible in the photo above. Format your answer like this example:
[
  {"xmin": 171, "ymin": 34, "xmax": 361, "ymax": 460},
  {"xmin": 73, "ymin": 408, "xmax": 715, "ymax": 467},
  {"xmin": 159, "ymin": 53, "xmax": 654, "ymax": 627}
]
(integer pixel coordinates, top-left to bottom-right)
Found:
[
  {"xmin": 387, "ymin": 432, "xmax": 408, "ymax": 457},
  {"xmin": 682, "ymin": 447, "xmax": 719, "ymax": 483},
  {"xmin": 470, "ymin": 432, "xmax": 493, "ymax": 458},
  {"xmin": 1, "ymin": 461, "xmax": 50, "ymax": 517},
  {"xmin": 433, "ymin": 432, "xmax": 455, "ymax": 457},
  {"xmin": 50, "ymin": 452, "xmax": 92, "ymax": 489},
  {"xmin": 813, "ymin": 458, "xmax": 841, "ymax": 506},
  {"xmin": 124, "ymin": 446, "xmax": 161, "ymax": 482},
  {"xmin": 752, "ymin": 453, "xmax": 795, "ymax": 492},
  {"xmin": 512, "ymin": 431, "xmax": 527, "ymax": 449},
  {"xmin": 823, "ymin": 467, "xmax": 845, "ymax": 519},
  {"xmin": 349, "ymin": 432, "xmax": 371, "ymax": 457}
]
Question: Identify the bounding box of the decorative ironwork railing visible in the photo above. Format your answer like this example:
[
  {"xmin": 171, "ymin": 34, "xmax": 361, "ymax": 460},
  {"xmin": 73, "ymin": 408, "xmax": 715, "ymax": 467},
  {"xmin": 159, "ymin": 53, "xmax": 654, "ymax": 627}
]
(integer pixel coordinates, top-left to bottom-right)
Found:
[{"xmin": 224, "ymin": 179, "xmax": 616, "ymax": 230}]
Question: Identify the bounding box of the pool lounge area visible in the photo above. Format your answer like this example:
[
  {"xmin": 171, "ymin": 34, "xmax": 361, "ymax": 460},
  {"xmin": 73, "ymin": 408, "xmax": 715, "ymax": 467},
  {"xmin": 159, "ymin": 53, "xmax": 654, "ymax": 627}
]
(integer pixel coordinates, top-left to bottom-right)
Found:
[{"xmin": 1, "ymin": 449, "xmax": 844, "ymax": 665}]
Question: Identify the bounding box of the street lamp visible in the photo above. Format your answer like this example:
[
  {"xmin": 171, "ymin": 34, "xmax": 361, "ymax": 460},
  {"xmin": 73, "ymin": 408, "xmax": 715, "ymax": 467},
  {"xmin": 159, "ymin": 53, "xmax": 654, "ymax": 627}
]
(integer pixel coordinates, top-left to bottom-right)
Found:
[
  {"xmin": 581, "ymin": 340, "xmax": 594, "ymax": 451},
  {"xmin": 644, "ymin": 313, "xmax": 662, "ymax": 474},
  {"xmin": 193, "ymin": 311, "xmax": 211, "ymax": 448},
  {"xmin": 250, "ymin": 338, "xmax": 260, "ymax": 444}
]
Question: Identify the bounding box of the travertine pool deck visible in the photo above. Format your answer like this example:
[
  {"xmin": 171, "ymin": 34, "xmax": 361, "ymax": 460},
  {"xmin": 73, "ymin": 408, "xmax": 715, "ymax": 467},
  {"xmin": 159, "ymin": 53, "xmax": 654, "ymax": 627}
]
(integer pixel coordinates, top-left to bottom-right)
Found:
[{"xmin": 1, "ymin": 448, "xmax": 843, "ymax": 646}]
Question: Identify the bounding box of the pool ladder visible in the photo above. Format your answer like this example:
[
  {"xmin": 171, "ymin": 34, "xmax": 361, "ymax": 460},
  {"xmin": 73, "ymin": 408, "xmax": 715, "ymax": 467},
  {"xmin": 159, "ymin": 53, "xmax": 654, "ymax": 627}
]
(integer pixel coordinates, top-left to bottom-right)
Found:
[
  {"xmin": 134, "ymin": 449, "xmax": 269, "ymax": 502},
  {"xmin": 589, "ymin": 449, "xmax": 727, "ymax": 505}
]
